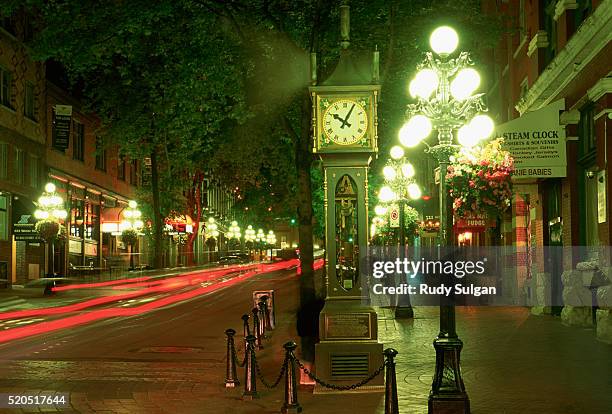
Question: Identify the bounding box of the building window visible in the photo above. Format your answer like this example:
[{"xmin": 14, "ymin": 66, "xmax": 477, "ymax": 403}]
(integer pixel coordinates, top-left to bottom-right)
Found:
[
  {"xmin": 70, "ymin": 198, "xmax": 84, "ymax": 238},
  {"xmin": 73, "ymin": 121, "xmax": 84, "ymax": 161},
  {"xmin": 130, "ymin": 160, "xmax": 138, "ymax": 186},
  {"xmin": 0, "ymin": 67, "xmax": 12, "ymax": 109},
  {"xmin": 0, "ymin": 143, "xmax": 7, "ymax": 179},
  {"xmin": 95, "ymin": 136, "xmax": 106, "ymax": 171},
  {"xmin": 579, "ymin": 103, "xmax": 596, "ymax": 158},
  {"xmin": 118, "ymin": 156, "xmax": 126, "ymax": 181},
  {"xmin": 24, "ymin": 81, "xmax": 35, "ymax": 120},
  {"xmin": 15, "ymin": 149, "xmax": 24, "ymax": 184},
  {"xmin": 0, "ymin": 194, "xmax": 7, "ymax": 241},
  {"xmin": 543, "ymin": 1, "xmax": 557, "ymax": 67},
  {"xmin": 575, "ymin": 0, "xmax": 592, "ymax": 28},
  {"xmin": 84, "ymin": 201, "xmax": 99, "ymax": 241},
  {"xmin": 29, "ymin": 154, "xmax": 38, "ymax": 188}
]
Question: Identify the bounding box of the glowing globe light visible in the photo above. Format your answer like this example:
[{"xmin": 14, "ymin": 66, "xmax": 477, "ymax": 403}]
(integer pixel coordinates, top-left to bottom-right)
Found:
[
  {"xmin": 124, "ymin": 210, "xmax": 133, "ymax": 218},
  {"xmin": 383, "ymin": 165, "xmax": 397, "ymax": 181},
  {"xmin": 469, "ymin": 114, "xmax": 495, "ymax": 140},
  {"xmin": 457, "ymin": 124, "xmax": 479, "ymax": 148},
  {"xmin": 44, "ymin": 183, "xmax": 56, "ymax": 193},
  {"xmin": 390, "ymin": 145, "xmax": 405, "ymax": 160},
  {"xmin": 208, "ymin": 217, "xmax": 215, "ymax": 224},
  {"xmin": 52, "ymin": 209, "xmax": 67, "ymax": 219},
  {"xmin": 430, "ymin": 26, "xmax": 458, "ymax": 55},
  {"xmin": 34, "ymin": 210, "xmax": 49, "ymax": 220},
  {"xmin": 374, "ymin": 205, "xmax": 388, "ymax": 216},
  {"xmin": 379, "ymin": 186, "xmax": 397, "ymax": 203},
  {"xmin": 450, "ymin": 68, "xmax": 480, "ymax": 101},
  {"xmin": 407, "ymin": 183, "xmax": 422, "ymax": 200},
  {"xmin": 401, "ymin": 163, "xmax": 416, "ymax": 178},
  {"xmin": 134, "ymin": 220, "xmax": 144, "ymax": 229},
  {"xmin": 399, "ymin": 115, "xmax": 432, "ymax": 147},
  {"xmin": 129, "ymin": 200, "xmax": 137, "ymax": 209},
  {"xmin": 409, "ymin": 68, "xmax": 439, "ymax": 99}
]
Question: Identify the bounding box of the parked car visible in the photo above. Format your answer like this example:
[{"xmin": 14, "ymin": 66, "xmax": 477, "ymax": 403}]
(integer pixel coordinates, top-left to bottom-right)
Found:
[
  {"xmin": 235, "ymin": 253, "xmax": 250, "ymax": 263},
  {"xmin": 218, "ymin": 255, "xmax": 242, "ymax": 265}
]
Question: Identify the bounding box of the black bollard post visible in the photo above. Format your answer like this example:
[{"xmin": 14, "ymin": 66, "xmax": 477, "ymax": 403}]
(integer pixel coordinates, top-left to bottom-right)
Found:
[
  {"xmin": 261, "ymin": 295, "xmax": 274, "ymax": 331},
  {"xmin": 281, "ymin": 341, "xmax": 302, "ymax": 414},
  {"xmin": 258, "ymin": 301, "xmax": 267, "ymax": 339},
  {"xmin": 225, "ymin": 329, "xmax": 240, "ymax": 388},
  {"xmin": 383, "ymin": 348, "xmax": 399, "ymax": 414},
  {"xmin": 242, "ymin": 335, "xmax": 259, "ymax": 400},
  {"xmin": 252, "ymin": 307, "xmax": 263, "ymax": 349},
  {"xmin": 241, "ymin": 314, "xmax": 251, "ymax": 354}
]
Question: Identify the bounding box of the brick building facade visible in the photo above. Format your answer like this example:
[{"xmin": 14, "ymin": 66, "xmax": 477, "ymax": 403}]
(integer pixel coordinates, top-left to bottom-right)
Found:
[{"xmin": 488, "ymin": 0, "xmax": 611, "ymax": 342}]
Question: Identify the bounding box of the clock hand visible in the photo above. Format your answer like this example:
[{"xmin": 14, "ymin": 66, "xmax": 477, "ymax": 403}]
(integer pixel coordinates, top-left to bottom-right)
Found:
[
  {"xmin": 332, "ymin": 113, "xmax": 351, "ymax": 128},
  {"xmin": 340, "ymin": 104, "xmax": 356, "ymax": 128}
]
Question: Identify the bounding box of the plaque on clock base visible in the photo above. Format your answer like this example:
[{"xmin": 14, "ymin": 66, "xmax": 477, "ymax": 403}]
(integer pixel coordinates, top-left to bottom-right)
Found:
[{"xmin": 313, "ymin": 299, "xmax": 384, "ymax": 393}]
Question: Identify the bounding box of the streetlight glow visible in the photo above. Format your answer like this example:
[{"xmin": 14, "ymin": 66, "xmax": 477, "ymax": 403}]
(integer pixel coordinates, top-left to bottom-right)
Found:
[
  {"xmin": 44, "ymin": 183, "xmax": 56, "ymax": 193},
  {"xmin": 407, "ymin": 183, "xmax": 422, "ymax": 200},
  {"xmin": 457, "ymin": 124, "xmax": 479, "ymax": 148},
  {"xmin": 399, "ymin": 114, "xmax": 432, "ymax": 147},
  {"xmin": 401, "ymin": 163, "xmax": 416, "ymax": 178},
  {"xmin": 390, "ymin": 145, "xmax": 405, "ymax": 160},
  {"xmin": 374, "ymin": 205, "xmax": 388, "ymax": 216},
  {"xmin": 470, "ymin": 114, "xmax": 495, "ymax": 139},
  {"xmin": 430, "ymin": 26, "xmax": 458, "ymax": 55},
  {"xmin": 383, "ymin": 165, "xmax": 397, "ymax": 181},
  {"xmin": 450, "ymin": 68, "xmax": 480, "ymax": 101},
  {"xmin": 409, "ymin": 68, "xmax": 439, "ymax": 99},
  {"xmin": 379, "ymin": 186, "xmax": 396, "ymax": 203}
]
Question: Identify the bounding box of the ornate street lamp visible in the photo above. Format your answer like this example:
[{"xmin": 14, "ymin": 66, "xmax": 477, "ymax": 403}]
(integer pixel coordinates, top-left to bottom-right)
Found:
[
  {"xmin": 34, "ymin": 182, "xmax": 67, "ymax": 278},
  {"xmin": 205, "ymin": 217, "xmax": 219, "ymax": 262},
  {"xmin": 120, "ymin": 200, "xmax": 143, "ymax": 270},
  {"xmin": 244, "ymin": 225, "xmax": 256, "ymax": 255},
  {"xmin": 381, "ymin": 145, "xmax": 421, "ymax": 319},
  {"xmin": 227, "ymin": 220, "xmax": 241, "ymax": 253},
  {"xmin": 255, "ymin": 228, "xmax": 265, "ymax": 260},
  {"xmin": 266, "ymin": 230, "xmax": 276, "ymax": 260},
  {"xmin": 399, "ymin": 26, "xmax": 494, "ymax": 413}
]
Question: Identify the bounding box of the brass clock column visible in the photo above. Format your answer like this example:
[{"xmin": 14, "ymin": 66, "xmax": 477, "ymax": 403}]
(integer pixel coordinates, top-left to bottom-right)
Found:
[{"xmin": 309, "ymin": 4, "xmax": 383, "ymax": 393}]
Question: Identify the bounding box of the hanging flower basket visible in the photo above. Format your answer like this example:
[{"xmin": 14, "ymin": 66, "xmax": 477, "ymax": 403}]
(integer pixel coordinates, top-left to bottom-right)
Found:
[
  {"xmin": 35, "ymin": 219, "xmax": 60, "ymax": 242},
  {"xmin": 446, "ymin": 138, "xmax": 514, "ymax": 219},
  {"xmin": 121, "ymin": 229, "xmax": 139, "ymax": 247}
]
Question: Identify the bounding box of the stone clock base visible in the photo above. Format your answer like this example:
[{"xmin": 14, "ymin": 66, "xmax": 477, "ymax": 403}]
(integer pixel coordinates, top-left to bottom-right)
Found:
[{"xmin": 313, "ymin": 299, "xmax": 384, "ymax": 393}]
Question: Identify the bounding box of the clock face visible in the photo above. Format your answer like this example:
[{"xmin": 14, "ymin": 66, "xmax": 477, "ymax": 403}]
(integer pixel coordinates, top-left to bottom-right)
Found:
[{"xmin": 322, "ymin": 99, "xmax": 368, "ymax": 145}]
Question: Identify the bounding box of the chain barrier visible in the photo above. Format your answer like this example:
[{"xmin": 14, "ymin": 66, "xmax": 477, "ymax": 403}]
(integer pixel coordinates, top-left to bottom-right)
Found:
[
  {"xmin": 294, "ymin": 355, "xmax": 386, "ymax": 391},
  {"xmin": 253, "ymin": 347, "xmax": 288, "ymax": 389},
  {"xmin": 231, "ymin": 341, "xmax": 248, "ymax": 368}
]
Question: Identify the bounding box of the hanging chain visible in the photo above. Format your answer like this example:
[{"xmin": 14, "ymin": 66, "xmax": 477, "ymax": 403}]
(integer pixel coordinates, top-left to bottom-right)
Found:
[
  {"xmin": 231, "ymin": 341, "xmax": 248, "ymax": 368},
  {"xmin": 253, "ymin": 349, "xmax": 287, "ymax": 389},
  {"xmin": 294, "ymin": 356, "xmax": 386, "ymax": 391}
]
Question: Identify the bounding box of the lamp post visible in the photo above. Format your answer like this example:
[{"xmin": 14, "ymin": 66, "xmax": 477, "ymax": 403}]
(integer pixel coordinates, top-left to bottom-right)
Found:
[
  {"xmin": 205, "ymin": 217, "xmax": 220, "ymax": 263},
  {"xmin": 266, "ymin": 230, "xmax": 276, "ymax": 261},
  {"xmin": 120, "ymin": 200, "xmax": 144, "ymax": 270},
  {"xmin": 399, "ymin": 26, "xmax": 494, "ymax": 413},
  {"xmin": 380, "ymin": 145, "xmax": 421, "ymax": 319},
  {"xmin": 255, "ymin": 228, "xmax": 265, "ymax": 261},
  {"xmin": 244, "ymin": 225, "xmax": 256, "ymax": 256},
  {"xmin": 227, "ymin": 220, "xmax": 241, "ymax": 253},
  {"xmin": 34, "ymin": 183, "xmax": 67, "ymax": 278}
]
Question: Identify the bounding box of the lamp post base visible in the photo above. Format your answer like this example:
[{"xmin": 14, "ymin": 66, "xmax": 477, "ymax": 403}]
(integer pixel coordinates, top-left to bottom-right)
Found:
[
  {"xmin": 428, "ymin": 337, "xmax": 469, "ymax": 414},
  {"xmin": 394, "ymin": 306, "xmax": 414, "ymax": 319}
]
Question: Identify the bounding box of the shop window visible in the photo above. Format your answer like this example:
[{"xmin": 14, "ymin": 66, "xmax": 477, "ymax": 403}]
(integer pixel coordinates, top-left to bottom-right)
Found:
[
  {"xmin": 0, "ymin": 194, "xmax": 7, "ymax": 240},
  {"xmin": 29, "ymin": 154, "xmax": 38, "ymax": 188},
  {"xmin": 84, "ymin": 201, "xmax": 99, "ymax": 241},
  {"xmin": 0, "ymin": 143, "xmax": 7, "ymax": 179},
  {"xmin": 578, "ymin": 103, "xmax": 596, "ymax": 159},
  {"xmin": 95, "ymin": 136, "xmax": 106, "ymax": 171},
  {"xmin": 73, "ymin": 121, "xmax": 85, "ymax": 161},
  {"xmin": 24, "ymin": 81, "xmax": 36, "ymax": 120},
  {"xmin": 70, "ymin": 199, "xmax": 84, "ymax": 238},
  {"xmin": 118, "ymin": 156, "xmax": 126, "ymax": 181},
  {"xmin": 15, "ymin": 149, "xmax": 24, "ymax": 184},
  {"xmin": 0, "ymin": 66, "xmax": 12, "ymax": 109},
  {"xmin": 130, "ymin": 160, "xmax": 138, "ymax": 186}
]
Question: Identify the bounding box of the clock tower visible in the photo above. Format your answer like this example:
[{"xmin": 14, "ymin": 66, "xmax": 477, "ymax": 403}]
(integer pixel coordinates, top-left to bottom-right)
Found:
[{"xmin": 310, "ymin": 4, "xmax": 383, "ymax": 392}]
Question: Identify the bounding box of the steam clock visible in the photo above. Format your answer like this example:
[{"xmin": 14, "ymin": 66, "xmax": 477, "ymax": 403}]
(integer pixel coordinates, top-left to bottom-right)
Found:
[{"xmin": 310, "ymin": 4, "xmax": 383, "ymax": 391}]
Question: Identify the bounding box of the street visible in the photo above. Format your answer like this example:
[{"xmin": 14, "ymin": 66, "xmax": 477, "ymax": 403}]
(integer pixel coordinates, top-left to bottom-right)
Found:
[{"xmin": 0, "ymin": 264, "xmax": 610, "ymax": 413}]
